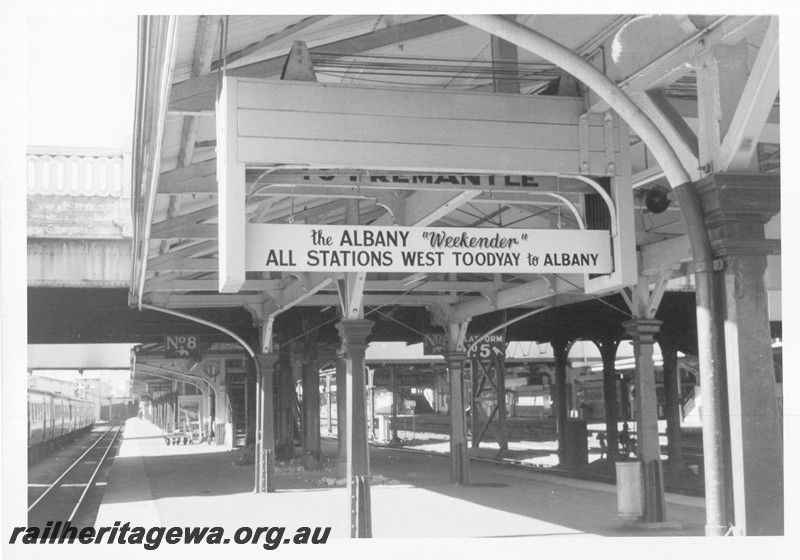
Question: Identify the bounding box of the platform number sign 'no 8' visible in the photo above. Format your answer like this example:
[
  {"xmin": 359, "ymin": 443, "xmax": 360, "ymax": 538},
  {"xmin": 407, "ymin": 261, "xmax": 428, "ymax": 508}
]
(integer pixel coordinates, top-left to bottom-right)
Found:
[{"xmin": 165, "ymin": 336, "xmax": 201, "ymax": 361}]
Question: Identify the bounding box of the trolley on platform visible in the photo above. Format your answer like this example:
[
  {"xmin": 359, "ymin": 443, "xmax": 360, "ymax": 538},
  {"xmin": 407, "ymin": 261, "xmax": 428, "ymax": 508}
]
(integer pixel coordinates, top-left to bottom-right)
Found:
[{"xmin": 163, "ymin": 417, "xmax": 203, "ymax": 445}]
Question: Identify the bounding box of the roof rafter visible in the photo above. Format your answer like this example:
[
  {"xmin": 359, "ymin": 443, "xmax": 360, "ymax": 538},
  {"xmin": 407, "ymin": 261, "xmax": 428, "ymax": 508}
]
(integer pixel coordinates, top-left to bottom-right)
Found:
[
  {"xmin": 159, "ymin": 16, "xmax": 219, "ymax": 256},
  {"xmin": 169, "ymin": 15, "xmax": 467, "ymax": 114},
  {"xmin": 719, "ymin": 16, "xmax": 779, "ymax": 171},
  {"xmin": 590, "ymin": 15, "xmax": 766, "ymax": 112},
  {"xmin": 212, "ymin": 15, "xmax": 329, "ymax": 71}
]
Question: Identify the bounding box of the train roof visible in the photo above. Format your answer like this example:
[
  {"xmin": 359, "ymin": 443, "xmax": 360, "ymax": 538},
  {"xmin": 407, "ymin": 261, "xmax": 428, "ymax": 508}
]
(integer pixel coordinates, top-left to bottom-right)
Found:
[{"xmin": 28, "ymin": 388, "xmax": 91, "ymax": 403}]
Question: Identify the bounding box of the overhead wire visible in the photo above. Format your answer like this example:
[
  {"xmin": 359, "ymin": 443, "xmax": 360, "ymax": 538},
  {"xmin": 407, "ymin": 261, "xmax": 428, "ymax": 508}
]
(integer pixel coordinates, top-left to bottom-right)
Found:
[
  {"xmin": 279, "ymin": 273, "xmax": 444, "ymax": 348},
  {"xmin": 315, "ymin": 43, "xmax": 562, "ymax": 90},
  {"xmin": 552, "ymin": 274, "xmax": 634, "ymax": 318}
]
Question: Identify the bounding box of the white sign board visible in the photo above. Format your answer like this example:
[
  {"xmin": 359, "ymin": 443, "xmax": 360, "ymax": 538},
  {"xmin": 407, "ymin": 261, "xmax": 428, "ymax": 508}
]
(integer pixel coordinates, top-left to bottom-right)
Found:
[{"xmin": 246, "ymin": 224, "xmax": 612, "ymax": 274}]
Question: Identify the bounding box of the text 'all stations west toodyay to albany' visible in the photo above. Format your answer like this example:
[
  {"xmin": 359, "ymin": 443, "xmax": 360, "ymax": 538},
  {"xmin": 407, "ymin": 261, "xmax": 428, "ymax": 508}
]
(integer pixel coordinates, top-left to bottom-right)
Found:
[{"xmin": 245, "ymin": 224, "xmax": 612, "ymax": 274}]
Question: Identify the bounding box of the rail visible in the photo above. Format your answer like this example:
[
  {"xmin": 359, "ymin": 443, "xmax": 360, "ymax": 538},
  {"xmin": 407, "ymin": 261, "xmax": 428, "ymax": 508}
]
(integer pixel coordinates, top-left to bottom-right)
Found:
[{"xmin": 28, "ymin": 424, "xmax": 123, "ymax": 522}]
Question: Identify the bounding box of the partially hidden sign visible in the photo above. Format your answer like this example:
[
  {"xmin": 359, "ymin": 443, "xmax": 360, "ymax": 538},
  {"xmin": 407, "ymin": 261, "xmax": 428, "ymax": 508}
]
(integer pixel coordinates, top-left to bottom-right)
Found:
[
  {"xmin": 246, "ymin": 224, "xmax": 611, "ymax": 274},
  {"xmin": 423, "ymin": 332, "xmax": 506, "ymax": 359}
]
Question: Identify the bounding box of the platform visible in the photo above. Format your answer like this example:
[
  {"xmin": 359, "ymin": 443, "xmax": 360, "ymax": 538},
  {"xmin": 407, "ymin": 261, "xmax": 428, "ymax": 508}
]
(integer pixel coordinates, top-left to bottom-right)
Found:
[{"xmin": 95, "ymin": 418, "xmax": 705, "ymax": 539}]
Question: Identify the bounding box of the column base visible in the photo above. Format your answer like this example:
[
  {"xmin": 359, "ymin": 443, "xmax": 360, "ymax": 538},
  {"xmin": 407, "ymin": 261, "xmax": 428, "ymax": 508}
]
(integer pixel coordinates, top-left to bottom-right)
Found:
[
  {"xmin": 705, "ymin": 524, "xmax": 734, "ymax": 536},
  {"xmin": 275, "ymin": 442, "xmax": 294, "ymax": 462},
  {"xmin": 350, "ymin": 475, "xmax": 372, "ymax": 538},
  {"xmin": 302, "ymin": 451, "xmax": 322, "ymax": 470},
  {"xmin": 449, "ymin": 441, "xmax": 469, "ymax": 485},
  {"xmin": 263, "ymin": 447, "xmax": 275, "ymax": 493},
  {"xmin": 621, "ymin": 520, "xmax": 684, "ymax": 531}
]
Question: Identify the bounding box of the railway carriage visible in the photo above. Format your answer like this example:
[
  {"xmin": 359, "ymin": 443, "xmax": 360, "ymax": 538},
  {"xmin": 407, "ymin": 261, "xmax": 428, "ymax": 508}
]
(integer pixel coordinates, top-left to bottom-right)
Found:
[{"xmin": 28, "ymin": 389, "xmax": 96, "ymax": 462}]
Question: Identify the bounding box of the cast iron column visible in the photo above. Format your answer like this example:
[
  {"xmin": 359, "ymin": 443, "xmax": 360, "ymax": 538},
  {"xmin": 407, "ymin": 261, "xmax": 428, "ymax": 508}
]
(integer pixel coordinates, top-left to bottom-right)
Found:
[
  {"xmin": 337, "ymin": 319, "xmax": 374, "ymax": 538},
  {"xmin": 552, "ymin": 338, "xmax": 571, "ymax": 465},
  {"xmin": 335, "ymin": 352, "xmax": 347, "ymax": 479},
  {"xmin": 445, "ymin": 350, "xmax": 469, "ymax": 484},
  {"xmin": 470, "ymin": 358, "xmax": 479, "ymax": 448},
  {"xmin": 495, "ymin": 353, "xmax": 509, "ymax": 457},
  {"xmin": 256, "ymin": 352, "xmax": 278, "ymax": 493},
  {"xmin": 390, "ymin": 366, "xmax": 400, "ymax": 444},
  {"xmin": 245, "ymin": 366, "xmax": 254, "ymax": 446},
  {"xmin": 253, "ymin": 356, "xmax": 261, "ymax": 491},
  {"xmin": 623, "ymin": 319, "xmax": 666, "ymax": 523},
  {"xmin": 301, "ymin": 339, "xmax": 322, "ymax": 470},
  {"xmin": 659, "ymin": 335, "xmax": 684, "ymax": 474},
  {"xmin": 325, "ymin": 372, "xmax": 333, "ymax": 435},
  {"xmin": 595, "ymin": 336, "xmax": 620, "ymax": 462},
  {"xmin": 698, "ymin": 173, "xmax": 782, "ymax": 535},
  {"xmin": 275, "ymin": 345, "xmax": 295, "ymax": 462}
]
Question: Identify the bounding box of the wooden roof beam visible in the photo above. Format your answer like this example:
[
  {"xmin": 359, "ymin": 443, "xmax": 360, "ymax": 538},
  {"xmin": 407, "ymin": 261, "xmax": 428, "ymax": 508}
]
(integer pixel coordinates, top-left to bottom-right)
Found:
[
  {"xmin": 719, "ymin": 16, "xmax": 779, "ymax": 171},
  {"xmin": 632, "ymin": 89, "xmax": 700, "ymax": 182},
  {"xmin": 590, "ymin": 15, "xmax": 767, "ymax": 113},
  {"xmin": 145, "ymin": 276, "xmax": 506, "ymax": 294},
  {"xmin": 169, "ymin": 15, "xmax": 466, "ymax": 114},
  {"xmin": 145, "ymin": 277, "xmax": 282, "ymax": 292},
  {"xmin": 212, "ymin": 15, "xmax": 328, "ymax": 71},
  {"xmin": 149, "ymin": 258, "xmax": 219, "ymax": 272},
  {"xmin": 159, "ymin": 16, "xmax": 219, "ymax": 257},
  {"xmin": 639, "ymin": 234, "xmax": 693, "ymax": 277},
  {"xmin": 147, "ymin": 292, "xmax": 461, "ymax": 309},
  {"xmin": 158, "ymin": 159, "xmax": 217, "ymax": 194},
  {"xmin": 450, "ymin": 274, "xmax": 583, "ymax": 323},
  {"xmin": 147, "ymin": 240, "xmax": 218, "ymax": 267},
  {"xmin": 150, "ymin": 205, "xmax": 218, "ymax": 238}
]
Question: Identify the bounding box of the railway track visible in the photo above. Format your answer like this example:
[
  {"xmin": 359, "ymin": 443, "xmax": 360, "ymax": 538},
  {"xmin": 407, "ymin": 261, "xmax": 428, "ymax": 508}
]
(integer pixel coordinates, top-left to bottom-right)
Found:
[{"xmin": 28, "ymin": 423, "xmax": 123, "ymax": 528}]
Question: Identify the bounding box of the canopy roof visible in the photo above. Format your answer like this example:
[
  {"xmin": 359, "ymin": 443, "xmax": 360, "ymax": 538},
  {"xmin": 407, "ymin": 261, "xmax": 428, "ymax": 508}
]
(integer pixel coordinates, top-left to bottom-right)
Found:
[{"xmin": 129, "ymin": 14, "xmax": 779, "ymax": 347}]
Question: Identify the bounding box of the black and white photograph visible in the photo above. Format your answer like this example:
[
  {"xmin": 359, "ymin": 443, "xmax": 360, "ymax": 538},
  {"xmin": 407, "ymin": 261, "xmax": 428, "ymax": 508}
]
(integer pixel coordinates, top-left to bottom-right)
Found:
[{"xmin": 1, "ymin": 2, "xmax": 796, "ymax": 558}]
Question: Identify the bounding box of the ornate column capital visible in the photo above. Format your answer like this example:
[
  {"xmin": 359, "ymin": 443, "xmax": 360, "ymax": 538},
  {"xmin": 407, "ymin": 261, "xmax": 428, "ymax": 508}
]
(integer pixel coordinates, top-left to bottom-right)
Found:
[
  {"xmin": 622, "ymin": 318, "xmax": 663, "ymax": 343},
  {"xmin": 443, "ymin": 350, "xmax": 467, "ymax": 366},
  {"xmin": 696, "ymin": 173, "xmax": 780, "ymax": 226},
  {"xmin": 256, "ymin": 352, "xmax": 279, "ymax": 371},
  {"xmin": 696, "ymin": 173, "xmax": 781, "ymax": 258},
  {"xmin": 336, "ymin": 319, "xmax": 374, "ymax": 356}
]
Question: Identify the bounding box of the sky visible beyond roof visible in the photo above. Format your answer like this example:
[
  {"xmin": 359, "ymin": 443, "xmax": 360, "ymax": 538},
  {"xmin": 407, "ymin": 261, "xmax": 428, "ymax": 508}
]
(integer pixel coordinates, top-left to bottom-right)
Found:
[{"xmin": 26, "ymin": 14, "xmax": 137, "ymax": 149}]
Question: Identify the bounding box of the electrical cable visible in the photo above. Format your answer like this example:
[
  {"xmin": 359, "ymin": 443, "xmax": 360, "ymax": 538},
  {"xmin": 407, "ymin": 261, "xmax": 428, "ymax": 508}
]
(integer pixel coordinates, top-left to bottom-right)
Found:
[
  {"xmin": 551, "ymin": 274, "xmax": 634, "ymax": 318},
  {"xmin": 279, "ymin": 273, "xmax": 443, "ymax": 347}
]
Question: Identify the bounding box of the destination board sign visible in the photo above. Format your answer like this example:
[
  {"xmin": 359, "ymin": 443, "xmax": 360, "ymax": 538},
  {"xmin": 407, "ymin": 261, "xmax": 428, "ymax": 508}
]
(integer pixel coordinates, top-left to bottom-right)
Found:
[
  {"xmin": 260, "ymin": 172, "xmax": 596, "ymax": 195},
  {"xmin": 246, "ymin": 224, "xmax": 611, "ymax": 274}
]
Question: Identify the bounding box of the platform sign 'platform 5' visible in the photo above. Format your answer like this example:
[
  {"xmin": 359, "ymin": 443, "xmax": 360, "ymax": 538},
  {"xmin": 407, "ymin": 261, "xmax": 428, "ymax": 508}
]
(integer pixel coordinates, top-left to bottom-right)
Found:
[{"xmin": 423, "ymin": 333, "xmax": 505, "ymax": 360}]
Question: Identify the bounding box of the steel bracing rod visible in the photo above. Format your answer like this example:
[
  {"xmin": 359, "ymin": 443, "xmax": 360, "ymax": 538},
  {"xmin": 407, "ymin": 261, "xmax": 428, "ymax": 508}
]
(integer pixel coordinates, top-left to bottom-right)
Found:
[{"xmin": 452, "ymin": 14, "xmax": 726, "ymax": 534}]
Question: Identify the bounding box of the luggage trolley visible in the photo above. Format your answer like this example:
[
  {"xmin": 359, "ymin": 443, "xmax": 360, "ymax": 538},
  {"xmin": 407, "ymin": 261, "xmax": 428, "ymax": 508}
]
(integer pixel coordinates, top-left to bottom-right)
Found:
[{"xmin": 165, "ymin": 396, "xmax": 205, "ymax": 445}]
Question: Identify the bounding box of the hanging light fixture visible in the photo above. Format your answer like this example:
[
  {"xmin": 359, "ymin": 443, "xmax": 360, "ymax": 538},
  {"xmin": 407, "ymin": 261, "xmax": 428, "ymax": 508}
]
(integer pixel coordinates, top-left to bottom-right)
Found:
[{"xmin": 644, "ymin": 185, "xmax": 671, "ymax": 214}]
